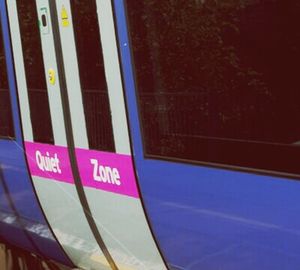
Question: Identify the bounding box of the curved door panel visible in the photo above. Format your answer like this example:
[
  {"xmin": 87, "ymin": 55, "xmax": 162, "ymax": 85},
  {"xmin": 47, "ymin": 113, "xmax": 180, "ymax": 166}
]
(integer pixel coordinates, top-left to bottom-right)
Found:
[
  {"xmin": 59, "ymin": 0, "xmax": 167, "ymax": 269},
  {"xmin": 9, "ymin": 0, "xmax": 111, "ymax": 268},
  {"xmin": 1, "ymin": 4, "xmax": 60, "ymax": 260},
  {"xmin": 1, "ymin": 0, "xmax": 73, "ymax": 265}
]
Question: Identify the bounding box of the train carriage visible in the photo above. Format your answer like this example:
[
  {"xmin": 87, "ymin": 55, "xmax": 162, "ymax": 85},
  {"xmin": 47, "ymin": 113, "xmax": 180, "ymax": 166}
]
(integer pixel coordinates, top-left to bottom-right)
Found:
[{"xmin": 0, "ymin": 0, "xmax": 300, "ymax": 269}]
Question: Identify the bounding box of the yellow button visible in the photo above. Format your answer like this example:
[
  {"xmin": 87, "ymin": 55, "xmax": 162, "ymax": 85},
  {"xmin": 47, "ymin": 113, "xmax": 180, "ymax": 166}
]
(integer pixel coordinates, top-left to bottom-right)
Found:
[{"xmin": 48, "ymin": 68, "xmax": 56, "ymax": 85}]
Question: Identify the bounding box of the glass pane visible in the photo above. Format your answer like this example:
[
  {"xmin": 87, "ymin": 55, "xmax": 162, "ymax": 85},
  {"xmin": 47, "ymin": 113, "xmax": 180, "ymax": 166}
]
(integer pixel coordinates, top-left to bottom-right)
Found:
[
  {"xmin": 127, "ymin": 0, "xmax": 300, "ymax": 156},
  {"xmin": 17, "ymin": 0, "xmax": 54, "ymax": 144},
  {"xmin": 0, "ymin": 20, "xmax": 14, "ymax": 138},
  {"xmin": 70, "ymin": 0, "xmax": 115, "ymax": 152}
]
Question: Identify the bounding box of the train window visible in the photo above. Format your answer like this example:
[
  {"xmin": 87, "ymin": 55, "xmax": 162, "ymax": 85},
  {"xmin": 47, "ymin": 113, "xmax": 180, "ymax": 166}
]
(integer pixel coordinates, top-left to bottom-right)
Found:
[
  {"xmin": 70, "ymin": 0, "xmax": 115, "ymax": 152},
  {"xmin": 126, "ymin": 0, "xmax": 300, "ymax": 176},
  {"xmin": 0, "ymin": 19, "xmax": 14, "ymax": 139},
  {"xmin": 17, "ymin": 0, "xmax": 54, "ymax": 144}
]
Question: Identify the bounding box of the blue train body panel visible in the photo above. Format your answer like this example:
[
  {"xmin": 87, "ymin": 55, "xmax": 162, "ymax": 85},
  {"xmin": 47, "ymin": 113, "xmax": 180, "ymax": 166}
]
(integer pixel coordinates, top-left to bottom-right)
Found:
[
  {"xmin": 134, "ymin": 160, "xmax": 300, "ymax": 270},
  {"xmin": 114, "ymin": 1, "xmax": 300, "ymax": 269},
  {"xmin": 0, "ymin": 0, "xmax": 299, "ymax": 268},
  {"xmin": 0, "ymin": 154, "xmax": 36, "ymax": 252},
  {"xmin": 0, "ymin": 0, "xmax": 72, "ymax": 265}
]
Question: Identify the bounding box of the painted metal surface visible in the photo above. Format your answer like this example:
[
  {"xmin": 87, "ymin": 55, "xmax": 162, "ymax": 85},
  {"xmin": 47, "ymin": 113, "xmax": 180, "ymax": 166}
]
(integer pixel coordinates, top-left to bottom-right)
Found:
[
  {"xmin": 53, "ymin": 0, "xmax": 88, "ymax": 149},
  {"xmin": 0, "ymin": 0, "xmax": 72, "ymax": 264},
  {"xmin": 32, "ymin": 177, "xmax": 110, "ymax": 269},
  {"xmin": 55, "ymin": 0, "xmax": 167, "ymax": 268},
  {"xmin": 0, "ymin": 143, "xmax": 35, "ymax": 252},
  {"xmin": 74, "ymin": 147, "xmax": 165, "ymax": 269},
  {"xmin": 114, "ymin": 1, "xmax": 300, "ymax": 269},
  {"xmin": 5, "ymin": 1, "xmax": 33, "ymax": 141},
  {"xmin": 76, "ymin": 149, "xmax": 139, "ymax": 198},
  {"xmin": 95, "ymin": 0, "xmax": 131, "ymax": 155},
  {"xmin": 9, "ymin": 0, "xmax": 110, "ymax": 268},
  {"xmin": 25, "ymin": 142, "xmax": 73, "ymax": 184}
]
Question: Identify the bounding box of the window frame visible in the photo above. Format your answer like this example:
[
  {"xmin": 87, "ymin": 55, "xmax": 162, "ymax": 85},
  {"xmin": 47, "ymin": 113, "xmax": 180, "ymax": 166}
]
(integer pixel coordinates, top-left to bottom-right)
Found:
[{"xmin": 124, "ymin": 0, "xmax": 300, "ymax": 179}]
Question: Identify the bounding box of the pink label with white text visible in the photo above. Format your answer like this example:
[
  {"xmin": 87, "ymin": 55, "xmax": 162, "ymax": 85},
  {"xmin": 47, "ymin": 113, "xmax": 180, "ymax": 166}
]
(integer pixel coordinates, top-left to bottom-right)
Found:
[
  {"xmin": 25, "ymin": 142, "xmax": 74, "ymax": 184},
  {"xmin": 76, "ymin": 148, "xmax": 139, "ymax": 198}
]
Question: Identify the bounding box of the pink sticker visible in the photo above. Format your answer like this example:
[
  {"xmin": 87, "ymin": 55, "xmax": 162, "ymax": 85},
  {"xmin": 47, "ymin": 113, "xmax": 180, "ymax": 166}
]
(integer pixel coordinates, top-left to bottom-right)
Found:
[
  {"xmin": 76, "ymin": 148, "xmax": 139, "ymax": 198},
  {"xmin": 25, "ymin": 142, "xmax": 74, "ymax": 184}
]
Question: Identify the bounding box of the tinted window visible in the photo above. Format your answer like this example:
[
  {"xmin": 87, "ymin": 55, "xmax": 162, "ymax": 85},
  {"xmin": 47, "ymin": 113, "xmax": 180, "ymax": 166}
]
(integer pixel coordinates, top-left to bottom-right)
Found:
[
  {"xmin": 17, "ymin": 0, "xmax": 54, "ymax": 144},
  {"xmin": 70, "ymin": 0, "xmax": 115, "ymax": 152},
  {"xmin": 0, "ymin": 20, "xmax": 14, "ymax": 138},
  {"xmin": 127, "ymin": 0, "xmax": 300, "ymax": 176}
]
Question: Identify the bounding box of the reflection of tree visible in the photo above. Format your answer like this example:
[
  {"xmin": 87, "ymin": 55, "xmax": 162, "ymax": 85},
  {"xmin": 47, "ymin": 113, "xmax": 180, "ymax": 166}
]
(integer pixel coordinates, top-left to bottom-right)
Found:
[
  {"xmin": 18, "ymin": 1, "xmax": 46, "ymax": 89},
  {"xmin": 70, "ymin": 0, "xmax": 114, "ymax": 151},
  {"xmin": 128, "ymin": 0, "xmax": 300, "ymax": 153},
  {"xmin": 0, "ymin": 34, "xmax": 8, "ymax": 89},
  {"xmin": 0, "ymin": 27, "xmax": 14, "ymax": 137},
  {"xmin": 17, "ymin": 0, "xmax": 54, "ymax": 144},
  {"xmin": 71, "ymin": 0, "xmax": 106, "ymax": 90}
]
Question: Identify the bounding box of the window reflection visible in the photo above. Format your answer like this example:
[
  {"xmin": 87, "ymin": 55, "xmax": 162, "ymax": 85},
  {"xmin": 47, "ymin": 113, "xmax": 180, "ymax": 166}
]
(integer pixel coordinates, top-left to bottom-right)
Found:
[
  {"xmin": 70, "ymin": 0, "xmax": 115, "ymax": 152},
  {"xmin": 17, "ymin": 0, "xmax": 54, "ymax": 144},
  {"xmin": 127, "ymin": 0, "xmax": 300, "ymax": 174},
  {"xmin": 0, "ymin": 21, "xmax": 14, "ymax": 138}
]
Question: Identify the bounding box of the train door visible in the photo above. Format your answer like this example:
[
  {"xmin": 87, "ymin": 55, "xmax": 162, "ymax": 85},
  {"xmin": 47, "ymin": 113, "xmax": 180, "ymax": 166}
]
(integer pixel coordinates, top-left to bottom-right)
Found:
[
  {"xmin": 10, "ymin": 0, "xmax": 167, "ymax": 269},
  {"xmin": 7, "ymin": 0, "xmax": 112, "ymax": 269},
  {"xmin": 56, "ymin": 0, "xmax": 167, "ymax": 269},
  {"xmin": 0, "ymin": 0, "xmax": 72, "ymax": 264}
]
